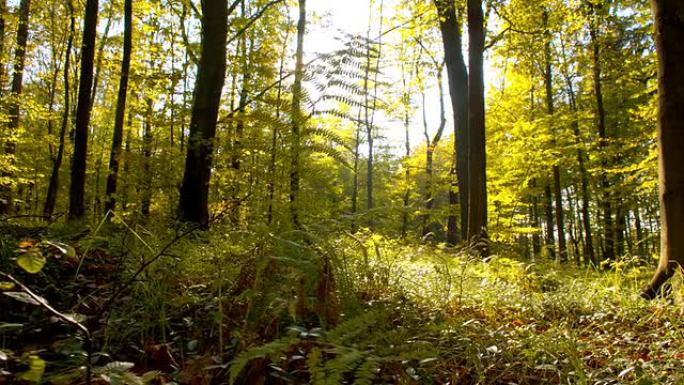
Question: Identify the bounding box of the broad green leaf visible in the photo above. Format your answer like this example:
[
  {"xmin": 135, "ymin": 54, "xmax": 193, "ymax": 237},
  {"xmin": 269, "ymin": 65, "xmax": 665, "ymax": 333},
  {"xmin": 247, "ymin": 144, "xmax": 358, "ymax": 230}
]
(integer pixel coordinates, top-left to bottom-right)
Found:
[
  {"xmin": 19, "ymin": 355, "xmax": 46, "ymax": 383},
  {"xmin": 17, "ymin": 252, "xmax": 46, "ymax": 274}
]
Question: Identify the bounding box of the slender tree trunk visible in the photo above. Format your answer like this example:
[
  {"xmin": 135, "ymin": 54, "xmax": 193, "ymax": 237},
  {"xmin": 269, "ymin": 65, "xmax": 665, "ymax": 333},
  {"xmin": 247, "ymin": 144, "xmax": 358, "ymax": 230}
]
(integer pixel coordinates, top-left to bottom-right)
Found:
[
  {"xmin": 435, "ymin": 0, "xmax": 469, "ymax": 242},
  {"xmin": 121, "ymin": 113, "xmax": 132, "ymax": 211},
  {"xmin": 69, "ymin": 0, "xmax": 99, "ymax": 220},
  {"xmin": 564, "ymin": 74, "xmax": 596, "ymax": 264},
  {"xmin": 634, "ymin": 204, "xmax": 645, "ymax": 258},
  {"xmin": 530, "ymin": 179, "xmax": 542, "ymax": 258},
  {"xmin": 466, "ymin": 0, "xmax": 488, "ymax": 255},
  {"xmin": 422, "ymin": 60, "xmax": 446, "ymax": 236},
  {"xmin": 267, "ymin": 18, "xmax": 290, "ymax": 225},
  {"xmin": 362, "ymin": 0, "xmax": 384, "ymax": 230},
  {"xmin": 104, "ymin": 0, "xmax": 132, "ymax": 215},
  {"xmin": 0, "ymin": 0, "xmax": 31, "ymax": 215},
  {"xmin": 141, "ymin": 97, "xmax": 153, "ymax": 218},
  {"xmin": 589, "ymin": 5, "xmax": 615, "ymax": 262},
  {"xmin": 350, "ymin": 111, "xmax": 361, "ymax": 233},
  {"xmin": 289, "ymin": 0, "xmax": 306, "ymax": 228},
  {"xmin": 642, "ymin": 0, "xmax": 684, "ymax": 299},
  {"xmin": 90, "ymin": 3, "xmax": 113, "ymax": 109},
  {"xmin": 44, "ymin": 0, "xmax": 75, "ymax": 218},
  {"xmin": 179, "ymin": 0, "xmax": 228, "ymax": 226},
  {"xmin": 542, "ymin": 9, "xmax": 566, "ymax": 262},
  {"xmin": 544, "ymin": 184, "xmax": 556, "ymax": 259},
  {"xmin": 231, "ymin": 25, "xmax": 251, "ymax": 225},
  {"xmin": 0, "ymin": 0, "xmax": 6, "ymax": 96}
]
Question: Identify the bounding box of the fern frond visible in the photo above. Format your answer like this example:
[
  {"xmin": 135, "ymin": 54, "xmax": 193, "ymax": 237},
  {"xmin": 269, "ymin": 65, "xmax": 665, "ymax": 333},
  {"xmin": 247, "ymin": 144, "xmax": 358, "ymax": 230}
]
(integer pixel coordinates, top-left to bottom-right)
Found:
[{"xmin": 228, "ymin": 337, "xmax": 300, "ymax": 385}]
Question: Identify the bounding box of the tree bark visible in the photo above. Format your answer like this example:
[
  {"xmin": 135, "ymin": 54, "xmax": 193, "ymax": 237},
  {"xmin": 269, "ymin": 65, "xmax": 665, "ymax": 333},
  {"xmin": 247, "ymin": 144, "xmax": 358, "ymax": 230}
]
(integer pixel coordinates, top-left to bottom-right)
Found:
[
  {"xmin": 589, "ymin": 5, "xmax": 615, "ymax": 263},
  {"xmin": 435, "ymin": 0, "xmax": 469, "ymax": 242},
  {"xmin": 289, "ymin": 0, "xmax": 306, "ymax": 229},
  {"xmin": 104, "ymin": 0, "xmax": 132, "ymax": 215},
  {"xmin": 642, "ymin": 0, "xmax": 684, "ymax": 299},
  {"xmin": 0, "ymin": 0, "xmax": 31, "ymax": 215},
  {"xmin": 69, "ymin": 0, "xmax": 99, "ymax": 220},
  {"xmin": 179, "ymin": 0, "xmax": 228, "ymax": 226},
  {"xmin": 466, "ymin": 0, "xmax": 488, "ymax": 255},
  {"xmin": 44, "ymin": 0, "xmax": 75, "ymax": 218}
]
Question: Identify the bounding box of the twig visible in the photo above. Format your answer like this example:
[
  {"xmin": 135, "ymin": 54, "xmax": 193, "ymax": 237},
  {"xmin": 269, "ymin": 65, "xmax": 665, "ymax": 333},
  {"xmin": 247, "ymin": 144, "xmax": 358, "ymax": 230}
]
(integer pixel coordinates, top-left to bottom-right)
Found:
[{"xmin": 0, "ymin": 272, "xmax": 93, "ymax": 385}]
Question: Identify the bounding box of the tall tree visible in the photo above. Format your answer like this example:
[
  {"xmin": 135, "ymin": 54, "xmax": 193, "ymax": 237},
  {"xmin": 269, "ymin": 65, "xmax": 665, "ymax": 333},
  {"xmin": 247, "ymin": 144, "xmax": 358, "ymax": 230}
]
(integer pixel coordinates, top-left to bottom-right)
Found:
[
  {"xmin": 435, "ymin": 0, "xmax": 469, "ymax": 243},
  {"xmin": 542, "ymin": 9, "xmax": 567, "ymax": 261},
  {"xmin": 0, "ymin": 0, "xmax": 7, "ymax": 96},
  {"xmin": 466, "ymin": 0, "xmax": 488, "ymax": 254},
  {"xmin": 44, "ymin": 0, "xmax": 75, "ymax": 218},
  {"xmin": 104, "ymin": 0, "xmax": 133, "ymax": 215},
  {"xmin": 0, "ymin": 0, "xmax": 31, "ymax": 215},
  {"xmin": 641, "ymin": 0, "xmax": 684, "ymax": 299},
  {"xmin": 289, "ymin": 0, "xmax": 306, "ymax": 228},
  {"xmin": 588, "ymin": 2, "xmax": 615, "ymax": 262},
  {"xmin": 69, "ymin": 0, "xmax": 99, "ymax": 220},
  {"xmin": 179, "ymin": 0, "xmax": 229, "ymax": 226}
]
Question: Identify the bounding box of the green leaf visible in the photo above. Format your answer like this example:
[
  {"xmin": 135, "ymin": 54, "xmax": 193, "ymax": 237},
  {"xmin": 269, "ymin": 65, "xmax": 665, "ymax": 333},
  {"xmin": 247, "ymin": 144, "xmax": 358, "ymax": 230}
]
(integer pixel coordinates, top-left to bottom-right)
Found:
[
  {"xmin": 19, "ymin": 355, "xmax": 46, "ymax": 383},
  {"xmin": 17, "ymin": 251, "xmax": 46, "ymax": 274},
  {"xmin": 45, "ymin": 241, "xmax": 77, "ymax": 258},
  {"xmin": 0, "ymin": 281, "xmax": 15, "ymax": 290}
]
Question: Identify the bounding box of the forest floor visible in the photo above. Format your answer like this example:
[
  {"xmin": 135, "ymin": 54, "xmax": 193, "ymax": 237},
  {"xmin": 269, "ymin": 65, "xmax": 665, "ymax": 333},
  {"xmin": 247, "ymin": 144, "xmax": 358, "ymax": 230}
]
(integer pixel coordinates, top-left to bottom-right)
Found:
[{"xmin": 1, "ymin": 222, "xmax": 683, "ymax": 385}]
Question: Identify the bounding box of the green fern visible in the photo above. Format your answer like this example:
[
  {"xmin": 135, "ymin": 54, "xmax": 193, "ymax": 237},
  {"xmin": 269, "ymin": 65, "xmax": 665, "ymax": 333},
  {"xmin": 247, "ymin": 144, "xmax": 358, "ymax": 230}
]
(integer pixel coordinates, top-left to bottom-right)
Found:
[{"xmin": 228, "ymin": 337, "xmax": 300, "ymax": 385}]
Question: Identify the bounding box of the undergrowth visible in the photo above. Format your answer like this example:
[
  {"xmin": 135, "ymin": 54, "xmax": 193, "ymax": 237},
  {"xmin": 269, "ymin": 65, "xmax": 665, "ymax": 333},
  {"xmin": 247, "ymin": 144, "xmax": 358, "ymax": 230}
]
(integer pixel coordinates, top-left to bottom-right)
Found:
[{"xmin": 1, "ymin": 220, "xmax": 683, "ymax": 385}]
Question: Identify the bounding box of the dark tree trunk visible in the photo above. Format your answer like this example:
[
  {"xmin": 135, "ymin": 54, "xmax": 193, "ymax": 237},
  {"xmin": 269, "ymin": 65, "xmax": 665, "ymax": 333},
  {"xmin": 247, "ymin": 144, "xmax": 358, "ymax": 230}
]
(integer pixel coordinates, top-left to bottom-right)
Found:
[
  {"xmin": 289, "ymin": 0, "xmax": 306, "ymax": 229},
  {"xmin": 642, "ymin": 0, "xmax": 684, "ymax": 299},
  {"xmin": 422, "ymin": 59, "xmax": 446, "ymax": 237},
  {"xmin": 104, "ymin": 0, "xmax": 132, "ymax": 215},
  {"xmin": 141, "ymin": 97, "xmax": 153, "ymax": 218},
  {"xmin": 544, "ymin": 184, "xmax": 556, "ymax": 259},
  {"xmin": 267, "ymin": 20, "xmax": 290, "ymax": 225},
  {"xmin": 69, "ymin": 0, "xmax": 99, "ymax": 220},
  {"xmin": 0, "ymin": 0, "xmax": 31, "ymax": 215},
  {"xmin": 634, "ymin": 205, "xmax": 645, "ymax": 258},
  {"xmin": 435, "ymin": 0, "xmax": 469, "ymax": 242},
  {"xmin": 542, "ymin": 9, "xmax": 566, "ymax": 262},
  {"xmin": 530, "ymin": 179, "xmax": 542, "ymax": 258},
  {"xmin": 564, "ymin": 74, "xmax": 596, "ymax": 265},
  {"xmin": 466, "ymin": 0, "xmax": 488, "ymax": 255},
  {"xmin": 44, "ymin": 0, "xmax": 75, "ymax": 218},
  {"xmin": 179, "ymin": 0, "xmax": 228, "ymax": 227},
  {"xmin": 0, "ymin": 0, "xmax": 6, "ymax": 95},
  {"xmin": 589, "ymin": 5, "xmax": 615, "ymax": 262}
]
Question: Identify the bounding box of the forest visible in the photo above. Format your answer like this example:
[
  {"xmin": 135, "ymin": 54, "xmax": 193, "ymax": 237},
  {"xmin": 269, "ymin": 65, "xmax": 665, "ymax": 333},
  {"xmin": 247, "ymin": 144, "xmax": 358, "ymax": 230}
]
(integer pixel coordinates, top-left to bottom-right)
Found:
[{"xmin": 1, "ymin": 0, "xmax": 683, "ymax": 383}]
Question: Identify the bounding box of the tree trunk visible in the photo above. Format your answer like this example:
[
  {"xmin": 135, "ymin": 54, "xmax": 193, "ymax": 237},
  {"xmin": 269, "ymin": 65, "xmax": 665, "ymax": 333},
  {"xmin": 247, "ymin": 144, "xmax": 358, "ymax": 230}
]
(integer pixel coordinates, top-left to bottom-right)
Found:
[
  {"xmin": 542, "ymin": 9, "xmax": 567, "ymax": 262},
  {"xmin": 289, "ymin": 0, "xmax": 306, "ymax": 229},
  {"xmin": 0, "ymin": 0, "xmax": 6, "ymax": 95},
  {"xmin": 179, "ymin": 0, "xmax": 228, "ymax": 227},
  {"xmin": 466, "ymin": 0, "xmax": 488, "ymax": 255},
  {"xmin": 141, "ymin": 98, "xmax": 153, "ymax": 218},
  {"xmin": 69, "ymin": 0, "xmax": 99, "ymax": 220},
  {"xmin": 530, "ymin": 179, "xmax": 541, "ymax": 258},
  {"xmin": 544, "ymin": 184, "xmax": 556, "ymax": 259},
  {"xmin": 435, "ymin": 0, "xmax": 469, "ymax": 242},
  {"xmin": 0, "ymin": 0, "xmax": 31, "ymax": 215},
  {"xmin": 589, "ymin": 5, "xmax": 615, "ymax": 263},
  {"xmin": 104, "ymin": 0, "xmax": 132, "ymax": 215},
  {"xmin": 642, "ymin": 0, "xmax": 684, "ymax": 299},
  {"xmin": 267, "ymin": 18, "xmax": 291, "ymax": 225},
  {"xmin": 44, "ymin": 0, "xmax": 75, "ymax": 218}
]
